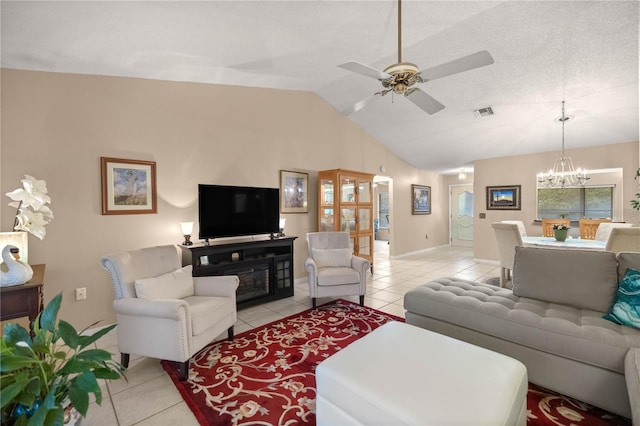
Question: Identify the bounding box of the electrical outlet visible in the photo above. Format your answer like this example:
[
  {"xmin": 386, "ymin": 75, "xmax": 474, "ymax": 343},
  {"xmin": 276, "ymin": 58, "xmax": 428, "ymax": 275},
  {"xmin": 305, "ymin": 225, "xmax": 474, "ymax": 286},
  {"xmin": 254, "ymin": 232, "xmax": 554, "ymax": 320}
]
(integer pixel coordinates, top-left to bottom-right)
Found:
[{"xmin": 75, "ymin": 287, "xmax": 87, "ymax": 301}]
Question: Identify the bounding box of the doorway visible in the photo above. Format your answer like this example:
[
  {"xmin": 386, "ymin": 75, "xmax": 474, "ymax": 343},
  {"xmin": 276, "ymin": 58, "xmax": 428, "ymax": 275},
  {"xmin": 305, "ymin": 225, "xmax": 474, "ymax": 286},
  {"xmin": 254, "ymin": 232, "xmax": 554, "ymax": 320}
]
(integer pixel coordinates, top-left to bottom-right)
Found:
[
  {"xmin": 450, "ymin": 184, "xmax": 474, "ymax": 247},
  {"xmin": 374, "ymin": 176, "xmax": 392, "ymax": 257}
]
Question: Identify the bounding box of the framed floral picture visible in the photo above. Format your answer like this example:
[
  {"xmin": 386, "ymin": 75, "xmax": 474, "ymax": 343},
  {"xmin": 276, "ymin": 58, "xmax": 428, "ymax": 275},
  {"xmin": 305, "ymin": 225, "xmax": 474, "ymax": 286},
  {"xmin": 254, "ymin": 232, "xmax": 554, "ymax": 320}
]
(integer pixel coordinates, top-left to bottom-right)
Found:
[
  {"xmin": 101, "ymin": 157, "xmax": 157, "ymax": 215},
  {"xmin": 412, "ymin": 184, "xmax": 431, "ymax": 215},
  {"xmin": 486, "ymin": 185, "xmax": 521, "ymax": 210},
  {"xmin": 280, "ymin": 170, "xmax": 308, "ymax": 213}
]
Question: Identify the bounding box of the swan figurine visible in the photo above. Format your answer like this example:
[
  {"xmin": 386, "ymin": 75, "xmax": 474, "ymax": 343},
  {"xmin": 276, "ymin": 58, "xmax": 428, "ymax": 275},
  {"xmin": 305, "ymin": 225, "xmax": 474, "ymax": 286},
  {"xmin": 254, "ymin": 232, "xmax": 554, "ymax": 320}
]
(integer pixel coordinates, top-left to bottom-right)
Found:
[{"xmin": 0, "ymin": 244, "xmax": 33, "ymax": 287}]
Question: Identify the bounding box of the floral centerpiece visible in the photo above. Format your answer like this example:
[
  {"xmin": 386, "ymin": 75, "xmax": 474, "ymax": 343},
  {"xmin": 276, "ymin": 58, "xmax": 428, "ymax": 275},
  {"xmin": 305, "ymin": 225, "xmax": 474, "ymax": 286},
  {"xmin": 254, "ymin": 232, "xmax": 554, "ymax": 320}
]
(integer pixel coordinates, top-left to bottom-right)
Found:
[
  {"xmin": 0, "ymin": 293, "xmax": 125, "ymax": 425},
  {"xmin": 552, "ymin": 223, "xmax": 570, "ymax": 241}
]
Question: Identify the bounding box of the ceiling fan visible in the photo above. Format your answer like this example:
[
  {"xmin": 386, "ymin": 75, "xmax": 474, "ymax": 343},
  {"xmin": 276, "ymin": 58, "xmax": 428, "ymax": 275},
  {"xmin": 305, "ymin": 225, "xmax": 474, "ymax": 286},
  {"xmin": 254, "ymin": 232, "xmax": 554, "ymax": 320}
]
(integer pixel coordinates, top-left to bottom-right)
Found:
[{"xmin": 338, "ymin": 0, "xmax": 494, "ymax": 115}]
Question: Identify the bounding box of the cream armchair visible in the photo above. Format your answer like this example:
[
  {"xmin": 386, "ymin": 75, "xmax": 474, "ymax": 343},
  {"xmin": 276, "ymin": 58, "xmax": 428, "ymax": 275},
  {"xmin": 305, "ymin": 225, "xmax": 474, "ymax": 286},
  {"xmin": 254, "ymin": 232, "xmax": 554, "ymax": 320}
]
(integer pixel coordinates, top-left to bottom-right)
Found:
[
  {"xmin": 100, "ymin": 245, "xmax": 239, "ymax": 380},
  {"xmin": 305, "ymin": 232, "xmax": 369, "ymax": 309}
]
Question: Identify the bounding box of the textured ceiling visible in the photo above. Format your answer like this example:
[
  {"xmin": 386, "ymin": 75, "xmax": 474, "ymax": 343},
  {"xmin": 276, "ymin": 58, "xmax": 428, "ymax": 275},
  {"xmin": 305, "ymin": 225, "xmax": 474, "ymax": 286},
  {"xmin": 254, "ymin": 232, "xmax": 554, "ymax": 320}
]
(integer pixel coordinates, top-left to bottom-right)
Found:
[{"xmin": 2, "ymin": 1, "xmax": 638, "ymax": 174}]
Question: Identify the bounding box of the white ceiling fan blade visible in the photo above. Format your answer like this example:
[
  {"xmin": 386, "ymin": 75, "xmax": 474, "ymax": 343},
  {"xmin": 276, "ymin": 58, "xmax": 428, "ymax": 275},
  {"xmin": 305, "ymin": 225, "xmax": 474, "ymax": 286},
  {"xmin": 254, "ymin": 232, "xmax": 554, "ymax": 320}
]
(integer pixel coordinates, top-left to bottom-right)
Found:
[
  {"xmin": 342, "ymin": 93, "xmax": 380, "ymax": 115},
  {"xmin": 338, "ymin": 61, "xmax": 391, "ymax": 80},
  {"xmin": 405, "ymin": 88, "xmax": 445, "ymax": 115},
  {"xmin": 419, "ymin": 50, "xmax": 494, "ymax": 82}
]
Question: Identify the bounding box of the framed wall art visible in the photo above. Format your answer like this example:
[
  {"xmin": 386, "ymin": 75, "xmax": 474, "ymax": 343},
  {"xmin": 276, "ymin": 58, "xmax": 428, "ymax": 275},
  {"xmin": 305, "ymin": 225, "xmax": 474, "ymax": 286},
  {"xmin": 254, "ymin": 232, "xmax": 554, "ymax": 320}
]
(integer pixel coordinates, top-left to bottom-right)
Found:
[
  {"xmin": 412, "ymin": 184, "xmax": 431, "ymax": 215},
  {"xmin": 280, "ymin": 170, "xmax": 308, "ymax": 213},
  {"xmin": 486, "ymin": 185, "xmax": 521, "ymax": 210},
  {"xmin": 101, "ymin": 157, "xmax": 157, "ymax": 215}
]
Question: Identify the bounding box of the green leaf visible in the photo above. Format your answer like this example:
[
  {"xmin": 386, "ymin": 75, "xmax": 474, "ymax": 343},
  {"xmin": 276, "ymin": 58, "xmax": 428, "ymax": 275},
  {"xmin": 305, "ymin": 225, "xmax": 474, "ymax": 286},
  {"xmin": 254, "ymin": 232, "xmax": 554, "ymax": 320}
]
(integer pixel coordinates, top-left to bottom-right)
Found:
[
  {"xmin": 58, "ymin": 320, "xmax": 79, "ymax": 350},
  {"xmin": 39, "ymin": 293, "xmax": 62, "ymax": 333},
  {"xmin": 68, "ymin": 371, "xmax": 97, "ymax": 416},
  {"xmin": 2, "ymin": 323, "xmax": 32, "ymax": 346},
  {"xmin": 77, "ymin": 324, "xmax": 117, "ymax": 349},
  {"xmin": 0, "ymin": 355, "xmax": 39, "ymax": 373},
  {"xmin": 92, "ymin": 367, "xmax": 123, "ymax": 380},
  {"xmin": 75, "ymin": 348, "xmax": 114, "ymax": 362},
  {"xmin": 0, "ymin": 378, "xmax": 31, "ymax": 409}
]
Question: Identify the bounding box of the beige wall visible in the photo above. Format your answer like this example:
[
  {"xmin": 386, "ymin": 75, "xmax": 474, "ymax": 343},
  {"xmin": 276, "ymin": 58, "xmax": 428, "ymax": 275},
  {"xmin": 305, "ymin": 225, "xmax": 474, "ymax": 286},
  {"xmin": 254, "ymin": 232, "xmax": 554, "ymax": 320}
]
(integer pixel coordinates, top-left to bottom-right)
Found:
[
  {"xmin": 1, "ymin": 69, "xmax": 445, "ymax": 328},
  {"xmin": 473, "ymin": 142, "xmax": 639, "ymax": 261}
]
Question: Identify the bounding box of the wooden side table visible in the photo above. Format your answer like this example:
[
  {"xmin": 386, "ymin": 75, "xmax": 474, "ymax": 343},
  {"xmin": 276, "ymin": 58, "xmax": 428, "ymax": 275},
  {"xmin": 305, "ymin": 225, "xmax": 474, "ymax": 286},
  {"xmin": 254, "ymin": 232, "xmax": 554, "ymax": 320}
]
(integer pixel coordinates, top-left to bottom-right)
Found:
[{"xmin": 1, "ymin": 264, "xmax": 45, "ymax": 335}]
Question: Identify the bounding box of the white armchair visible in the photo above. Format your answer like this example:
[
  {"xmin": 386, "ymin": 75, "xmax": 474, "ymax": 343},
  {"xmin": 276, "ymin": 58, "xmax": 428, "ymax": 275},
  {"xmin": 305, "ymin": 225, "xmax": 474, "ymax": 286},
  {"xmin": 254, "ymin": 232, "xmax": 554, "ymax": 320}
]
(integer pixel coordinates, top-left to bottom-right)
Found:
[
  {"xmin": 100, "ymin": 245, "xmax": 239, "ymax": 380},
  {"xmin": 304, "ymin": 232, "xmax": 369, "ymax": 309}
]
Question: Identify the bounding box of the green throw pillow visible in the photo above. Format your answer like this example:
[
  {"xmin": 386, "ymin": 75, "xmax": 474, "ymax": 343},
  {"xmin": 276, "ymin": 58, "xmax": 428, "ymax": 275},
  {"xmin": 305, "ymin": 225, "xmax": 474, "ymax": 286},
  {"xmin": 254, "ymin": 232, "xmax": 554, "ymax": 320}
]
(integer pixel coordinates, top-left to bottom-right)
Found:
[{"xmin": 604, "ymin": 268, "xmax": 640, "ymax": 329}]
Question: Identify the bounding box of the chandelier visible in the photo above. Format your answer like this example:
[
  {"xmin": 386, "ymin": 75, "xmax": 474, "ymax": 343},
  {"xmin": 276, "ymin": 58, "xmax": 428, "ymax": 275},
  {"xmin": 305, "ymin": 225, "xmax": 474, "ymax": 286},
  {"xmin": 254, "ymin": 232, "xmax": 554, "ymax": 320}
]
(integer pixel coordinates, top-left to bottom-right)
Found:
[{"xmin": 537, "ymin": 101, "xmax": 589, "ymax": 188}]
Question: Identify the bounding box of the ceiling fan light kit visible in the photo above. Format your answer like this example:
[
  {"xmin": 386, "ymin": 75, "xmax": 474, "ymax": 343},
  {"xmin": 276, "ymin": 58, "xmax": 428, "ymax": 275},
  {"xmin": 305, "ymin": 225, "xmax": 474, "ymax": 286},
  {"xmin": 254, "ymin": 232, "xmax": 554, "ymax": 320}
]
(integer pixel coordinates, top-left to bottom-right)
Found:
[{"xmin": 339, "ymin": 0, "xmax": 494, "ymax": 116}]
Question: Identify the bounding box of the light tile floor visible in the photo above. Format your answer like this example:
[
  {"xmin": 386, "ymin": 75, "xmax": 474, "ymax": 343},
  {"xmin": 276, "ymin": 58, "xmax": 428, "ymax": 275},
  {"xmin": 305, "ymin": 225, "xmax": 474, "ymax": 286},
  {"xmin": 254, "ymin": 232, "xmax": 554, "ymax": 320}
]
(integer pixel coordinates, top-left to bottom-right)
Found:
[{"xmin": 86, "ymin": 243, "xmax": 501, "ymax": 425}]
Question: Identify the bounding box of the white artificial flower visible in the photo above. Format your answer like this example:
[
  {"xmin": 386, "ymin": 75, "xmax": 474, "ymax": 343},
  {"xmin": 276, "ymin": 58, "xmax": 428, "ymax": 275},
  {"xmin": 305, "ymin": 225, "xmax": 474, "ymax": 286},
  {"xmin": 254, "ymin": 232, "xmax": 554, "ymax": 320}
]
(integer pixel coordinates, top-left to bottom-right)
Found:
[
  {"xmin": 5, "ymin": 175, "xmax": 53, "ymax": 239},
  {"xmin": 5, "ymin": 175, "xmax": 51, "ymax": 211},
  {"xmin": 14, "ymin": 208, "xmax": 49, "ymax": 240}
]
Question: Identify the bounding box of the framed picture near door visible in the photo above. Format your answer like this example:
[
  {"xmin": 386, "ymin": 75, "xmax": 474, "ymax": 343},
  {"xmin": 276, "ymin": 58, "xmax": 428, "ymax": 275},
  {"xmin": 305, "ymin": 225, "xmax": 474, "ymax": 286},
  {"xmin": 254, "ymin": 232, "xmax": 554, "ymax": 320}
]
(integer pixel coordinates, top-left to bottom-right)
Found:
[
  {"xmin": 411, "ymin": 184, "xmax": 431, "ymax": 215},
  {"xmin": 486, "ymin": 185, "xmax": 521, "ymax": 210}
]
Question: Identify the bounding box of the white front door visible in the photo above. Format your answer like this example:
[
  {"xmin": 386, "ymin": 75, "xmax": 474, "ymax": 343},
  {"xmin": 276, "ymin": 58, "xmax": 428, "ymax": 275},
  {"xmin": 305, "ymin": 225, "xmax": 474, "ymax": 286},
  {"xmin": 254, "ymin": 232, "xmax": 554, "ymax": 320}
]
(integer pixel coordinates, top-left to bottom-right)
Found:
[{"xmin": 450, "ymin": 185, "xmax": 474, "ymax": 247}]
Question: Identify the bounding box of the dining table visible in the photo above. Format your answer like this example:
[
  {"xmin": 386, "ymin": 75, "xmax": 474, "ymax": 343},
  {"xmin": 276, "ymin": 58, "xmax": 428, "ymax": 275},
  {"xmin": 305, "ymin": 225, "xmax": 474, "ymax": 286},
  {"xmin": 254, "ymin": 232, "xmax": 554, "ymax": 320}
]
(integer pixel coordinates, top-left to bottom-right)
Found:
[{"xmin": 522, "ymin": 236, "xmax": 606, "ymax": 251}]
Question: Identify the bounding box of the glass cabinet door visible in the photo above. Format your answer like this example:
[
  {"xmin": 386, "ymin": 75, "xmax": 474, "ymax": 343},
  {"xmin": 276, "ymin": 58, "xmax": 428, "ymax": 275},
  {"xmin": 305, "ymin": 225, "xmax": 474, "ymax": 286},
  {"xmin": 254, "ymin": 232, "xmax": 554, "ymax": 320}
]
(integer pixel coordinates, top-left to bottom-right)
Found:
[
  {"xmin": 321, "ymin": 208, "xmax": 334, "ymax": 231},
  {"xmin": 358, "ymin": 207, "xmax": 371, "ymax": 232},
  {"xmin": 320, "ymin": 179, "xmax": 334, "ymax": 205},
  {"xmin": 358, "ymin": 235, "xmax": 372, "ymax": 256},
  {"xmin": 341, "ymin": 177, "xmax": 356, "ymax": 203},
  {"xmin": 358, "ymin": 179, "xmax": 372, "ymax": 203},
  {"xmin": 341, "ymin": 208, "xmax": 356, "ymax": 232}
]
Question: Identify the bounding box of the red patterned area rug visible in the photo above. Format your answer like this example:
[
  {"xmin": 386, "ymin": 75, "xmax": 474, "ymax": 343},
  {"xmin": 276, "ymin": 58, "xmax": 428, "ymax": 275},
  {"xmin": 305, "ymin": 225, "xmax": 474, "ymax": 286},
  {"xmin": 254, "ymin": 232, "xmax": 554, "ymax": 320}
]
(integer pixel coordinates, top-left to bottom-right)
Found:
[{"xmin": 162, "ymin": 299, "xmax": 630, "ymax": 426}]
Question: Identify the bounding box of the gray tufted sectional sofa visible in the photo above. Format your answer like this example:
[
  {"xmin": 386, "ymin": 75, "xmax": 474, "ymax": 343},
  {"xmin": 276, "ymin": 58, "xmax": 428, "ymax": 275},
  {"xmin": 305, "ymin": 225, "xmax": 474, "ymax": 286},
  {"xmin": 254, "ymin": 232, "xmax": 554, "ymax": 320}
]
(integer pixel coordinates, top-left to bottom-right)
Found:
[{"xmin": 404, "ymin": 246, "xmax": 640, "ymax": 421}]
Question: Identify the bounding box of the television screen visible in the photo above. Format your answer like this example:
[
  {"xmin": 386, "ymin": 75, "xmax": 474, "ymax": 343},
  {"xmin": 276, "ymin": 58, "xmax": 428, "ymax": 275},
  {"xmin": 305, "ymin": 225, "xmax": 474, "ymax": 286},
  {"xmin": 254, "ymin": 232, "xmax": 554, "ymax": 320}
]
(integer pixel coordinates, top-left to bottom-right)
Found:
[{"xmin": 198, "ymin": 184, "xmax": 280, "ymax": 240}]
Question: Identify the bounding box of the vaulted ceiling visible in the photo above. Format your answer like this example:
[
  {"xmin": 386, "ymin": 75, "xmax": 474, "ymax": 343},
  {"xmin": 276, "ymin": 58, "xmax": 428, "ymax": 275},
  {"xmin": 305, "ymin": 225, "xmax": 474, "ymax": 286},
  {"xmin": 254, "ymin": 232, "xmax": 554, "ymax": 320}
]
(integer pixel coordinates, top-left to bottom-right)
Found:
[{"xmin": 2, "ymin": 1, "xmax": 638, "ymax": 173}]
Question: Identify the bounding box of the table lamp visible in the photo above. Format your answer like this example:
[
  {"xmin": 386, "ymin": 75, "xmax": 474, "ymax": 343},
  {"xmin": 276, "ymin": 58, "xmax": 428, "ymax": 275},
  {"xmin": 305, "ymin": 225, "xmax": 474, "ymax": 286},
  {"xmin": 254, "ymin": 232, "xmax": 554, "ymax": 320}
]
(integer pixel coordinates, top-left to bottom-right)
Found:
[{"xmin": 180, "ymin": 222, "xmax": 194, "ymax": 246}]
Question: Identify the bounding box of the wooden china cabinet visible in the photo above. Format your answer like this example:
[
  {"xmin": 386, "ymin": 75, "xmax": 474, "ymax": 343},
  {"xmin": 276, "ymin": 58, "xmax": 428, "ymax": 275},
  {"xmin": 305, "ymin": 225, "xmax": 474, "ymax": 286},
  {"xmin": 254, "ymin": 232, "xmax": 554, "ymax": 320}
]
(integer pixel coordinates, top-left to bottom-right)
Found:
[{"xmin": 317, "ymin": 169, "xmax": 374, "ymax": 270}]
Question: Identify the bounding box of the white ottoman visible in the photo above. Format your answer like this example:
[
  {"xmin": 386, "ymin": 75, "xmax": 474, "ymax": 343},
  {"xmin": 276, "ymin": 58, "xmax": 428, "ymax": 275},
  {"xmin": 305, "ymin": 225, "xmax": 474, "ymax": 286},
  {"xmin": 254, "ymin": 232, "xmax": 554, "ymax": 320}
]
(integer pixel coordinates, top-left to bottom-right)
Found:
[{"xmin": 316, "ymin": 321, "xmax": 528, "ymax": 425}]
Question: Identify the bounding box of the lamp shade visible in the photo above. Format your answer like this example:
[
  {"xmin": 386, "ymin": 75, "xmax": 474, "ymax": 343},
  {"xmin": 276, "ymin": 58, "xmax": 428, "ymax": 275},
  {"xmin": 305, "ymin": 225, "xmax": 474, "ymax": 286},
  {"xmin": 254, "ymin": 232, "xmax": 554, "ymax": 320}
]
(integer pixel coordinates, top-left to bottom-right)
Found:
[{"xmin": 180, "ymin": 222, "xmax": 194, "ymax": 235}]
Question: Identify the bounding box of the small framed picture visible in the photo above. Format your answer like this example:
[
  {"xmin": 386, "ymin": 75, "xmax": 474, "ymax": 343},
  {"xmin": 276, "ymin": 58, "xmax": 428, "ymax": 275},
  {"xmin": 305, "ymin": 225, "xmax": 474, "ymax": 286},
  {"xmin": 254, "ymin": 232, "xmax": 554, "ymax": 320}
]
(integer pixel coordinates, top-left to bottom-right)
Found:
[
  {"xmin": 280, "ymin": 170, "xmax": 308, "ymax": 214},
  {"xmin": 486, "ymin": 185, "xmax": 521, "ymax": 210},
  {"xmin": 101, "ymin": 157, "xmax": 157, "ymax": 215},
  {"xmin": 412, "ymin": 184, "xmax": 431, "ymax": 215}
]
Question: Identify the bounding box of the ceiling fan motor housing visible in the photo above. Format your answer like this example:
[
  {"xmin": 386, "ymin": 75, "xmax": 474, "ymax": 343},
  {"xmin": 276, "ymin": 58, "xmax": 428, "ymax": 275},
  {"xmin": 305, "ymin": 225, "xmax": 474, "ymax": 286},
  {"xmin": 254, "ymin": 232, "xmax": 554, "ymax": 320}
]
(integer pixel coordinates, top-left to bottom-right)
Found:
[{"xmin": 382, "ymin": 62, "xmax": 423, "ymax": 94}]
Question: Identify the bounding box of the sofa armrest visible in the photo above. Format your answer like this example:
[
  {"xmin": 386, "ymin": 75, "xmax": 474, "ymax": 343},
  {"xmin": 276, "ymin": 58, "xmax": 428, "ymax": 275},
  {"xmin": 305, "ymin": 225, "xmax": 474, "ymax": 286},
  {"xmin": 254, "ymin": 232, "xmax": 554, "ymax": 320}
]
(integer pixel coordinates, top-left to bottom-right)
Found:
[
  {"xmin": 305, "ymin": 257, "xmax": 318, "ymax": 276},
  {"xmin": 113, "ymin": 298, "xmax": 188, "ymax": 320},
  {"xmin": 351, "ymin": 255, "xmax": 370, "ymax": 275},
  {"xmin": 193, "ymin": 275, "xmax": 239, "ymax": 297}
]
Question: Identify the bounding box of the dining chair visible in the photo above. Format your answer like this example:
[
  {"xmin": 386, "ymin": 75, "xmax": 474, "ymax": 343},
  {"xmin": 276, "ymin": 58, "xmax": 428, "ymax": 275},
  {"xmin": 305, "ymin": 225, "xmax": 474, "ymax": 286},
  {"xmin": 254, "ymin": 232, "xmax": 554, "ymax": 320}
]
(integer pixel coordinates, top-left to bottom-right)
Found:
[
  {"xmin": 501, "ymin": 220, "xmax": 527, "ymax": 237},
  {"xmin": 579, "ymin": 218, "xmax": 611, "ymax": 240},
  {"xmin": 595, "ymin": 222, "xmax": 634, "ymax": 242},
  {"xmin": 491, "ymin": 222, "xmax": 524, "ymax": 287},
  {"xmin": 541, "ymin": 218, "xmax": 571, "ymax": 237},
  {"xmin": 605, "ymin": 227, "xmax": 640, "ymax": 253}
]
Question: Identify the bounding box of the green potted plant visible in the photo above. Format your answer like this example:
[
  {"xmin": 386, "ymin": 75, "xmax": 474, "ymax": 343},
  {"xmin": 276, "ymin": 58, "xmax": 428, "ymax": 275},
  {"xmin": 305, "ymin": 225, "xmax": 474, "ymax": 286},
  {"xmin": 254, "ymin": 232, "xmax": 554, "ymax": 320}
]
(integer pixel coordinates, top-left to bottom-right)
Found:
[
  {"xmin": 631, "ymin": 167, "xmax": 640, "ymax": 211},
  {"xmin": 0, "ymin": 293, "xmax": 125, "ymax": 425},
  {"xmin": 552, "ymin": 223, "xmax": 570, "ymax": 241}
]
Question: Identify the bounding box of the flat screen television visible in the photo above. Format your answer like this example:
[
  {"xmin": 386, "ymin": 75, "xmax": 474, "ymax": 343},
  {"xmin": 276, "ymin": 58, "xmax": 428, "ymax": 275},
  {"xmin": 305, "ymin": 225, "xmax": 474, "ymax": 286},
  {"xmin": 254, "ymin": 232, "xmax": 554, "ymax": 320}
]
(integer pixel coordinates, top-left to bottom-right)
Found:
[{"xmin": 198, "ymin": 184, "xmax": 280, "ymax": 240}]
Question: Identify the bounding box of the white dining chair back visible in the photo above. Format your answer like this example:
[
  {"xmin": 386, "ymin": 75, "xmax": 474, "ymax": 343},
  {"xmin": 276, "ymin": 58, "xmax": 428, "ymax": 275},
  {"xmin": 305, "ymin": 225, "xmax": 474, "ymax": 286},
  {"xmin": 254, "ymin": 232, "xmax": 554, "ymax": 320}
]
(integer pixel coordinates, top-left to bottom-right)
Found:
[
  {"xmin": 501, "ymin": 220, "xmax": 527, "ymax": 237},
  {"xmin": 595, "ymin": 223, "xmax": 634, "ymax": 242},
  {"xmin": 605, "ymin": 227, "xmax": 640, "ymax": 253},
  {"xmin": 491, "ymin": 222, "xmax": 524, "ymax": 287}
]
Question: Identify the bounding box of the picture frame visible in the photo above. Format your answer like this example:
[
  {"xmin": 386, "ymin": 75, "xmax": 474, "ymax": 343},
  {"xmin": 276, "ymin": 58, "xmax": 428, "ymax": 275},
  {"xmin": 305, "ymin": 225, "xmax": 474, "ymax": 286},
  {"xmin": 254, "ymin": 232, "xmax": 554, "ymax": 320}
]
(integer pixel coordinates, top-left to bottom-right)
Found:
[
  {"xmin": 486, "ymin": 185, "xmax": 521, "ymax": 210},
  {"xmin": 411, "ymin": 184, "xmax": 431, "ymax": 215},
  {"xmin": 101, "ymin": 157, "xmax": 157, "ymax": 215},
  {"xmin": 280, "ymin": 170, "xmax": 308, "ymax": 213}
]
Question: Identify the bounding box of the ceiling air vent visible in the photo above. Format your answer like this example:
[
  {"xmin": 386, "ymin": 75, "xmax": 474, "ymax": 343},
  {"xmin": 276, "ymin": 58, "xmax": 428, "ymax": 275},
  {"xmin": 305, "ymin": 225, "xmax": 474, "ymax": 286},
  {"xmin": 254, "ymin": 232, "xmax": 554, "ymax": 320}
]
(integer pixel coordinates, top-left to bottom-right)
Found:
[{"xmin": 473, "ymin": 106, "xmax": 494, "ymax": 118}]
